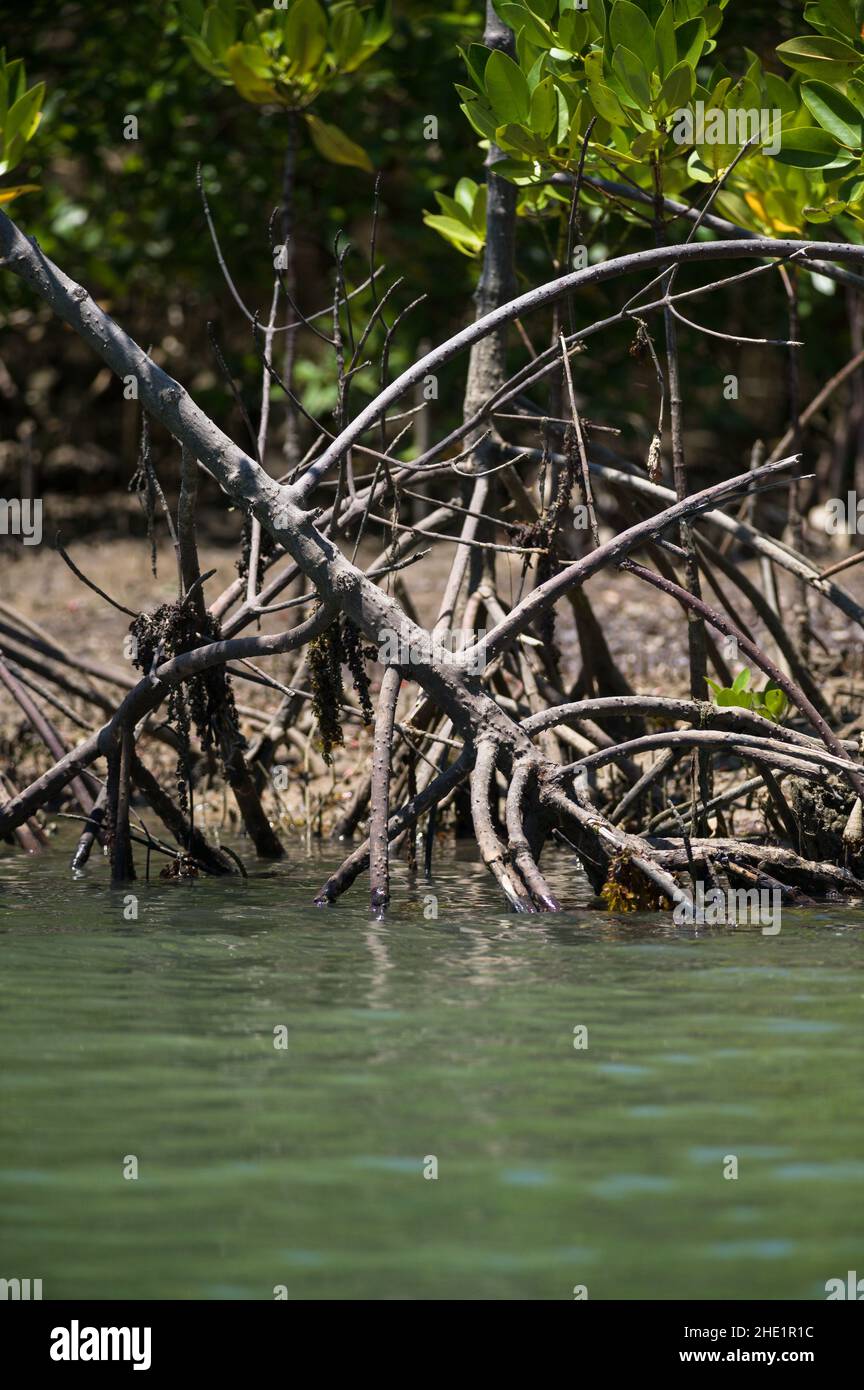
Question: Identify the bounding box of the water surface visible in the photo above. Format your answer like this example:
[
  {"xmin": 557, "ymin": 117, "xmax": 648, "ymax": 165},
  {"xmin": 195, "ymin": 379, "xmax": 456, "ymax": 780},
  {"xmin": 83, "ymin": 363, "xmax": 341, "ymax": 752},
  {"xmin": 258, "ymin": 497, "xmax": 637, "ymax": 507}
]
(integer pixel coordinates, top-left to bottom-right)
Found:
[{"xmin": 1, "ymin": 839, "xmax": 862, "ymax": 1300}]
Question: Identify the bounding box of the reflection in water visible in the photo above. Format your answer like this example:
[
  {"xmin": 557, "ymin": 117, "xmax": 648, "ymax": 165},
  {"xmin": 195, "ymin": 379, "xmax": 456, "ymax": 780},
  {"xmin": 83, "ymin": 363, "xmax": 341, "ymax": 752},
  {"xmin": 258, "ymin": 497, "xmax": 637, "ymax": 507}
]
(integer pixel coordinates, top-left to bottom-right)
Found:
[
  {"xmin": 0, "ymin": 837, "xmax": 863, "ymax": 1300},
  {"xmin": 362, "ymin": 926, "xmax": 395, "ymax": 1013}
]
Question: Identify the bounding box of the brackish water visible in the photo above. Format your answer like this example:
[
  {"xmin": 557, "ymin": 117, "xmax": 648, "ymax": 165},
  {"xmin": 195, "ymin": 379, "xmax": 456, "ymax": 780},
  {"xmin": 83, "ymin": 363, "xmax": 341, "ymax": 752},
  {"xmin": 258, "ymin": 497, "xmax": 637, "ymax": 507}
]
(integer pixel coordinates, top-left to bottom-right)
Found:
[{"xmin": 1, "ymin": 839, "xmax": 862, "ymax": 1300}]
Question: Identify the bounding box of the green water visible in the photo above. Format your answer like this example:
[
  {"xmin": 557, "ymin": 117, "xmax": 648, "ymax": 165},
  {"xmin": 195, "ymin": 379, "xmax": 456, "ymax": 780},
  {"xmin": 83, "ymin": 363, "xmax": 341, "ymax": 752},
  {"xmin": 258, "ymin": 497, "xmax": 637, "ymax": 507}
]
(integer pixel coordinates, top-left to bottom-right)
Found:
[{"xmin": 1, "ymin": 838, "xmax": 862, "ymax": 1301}]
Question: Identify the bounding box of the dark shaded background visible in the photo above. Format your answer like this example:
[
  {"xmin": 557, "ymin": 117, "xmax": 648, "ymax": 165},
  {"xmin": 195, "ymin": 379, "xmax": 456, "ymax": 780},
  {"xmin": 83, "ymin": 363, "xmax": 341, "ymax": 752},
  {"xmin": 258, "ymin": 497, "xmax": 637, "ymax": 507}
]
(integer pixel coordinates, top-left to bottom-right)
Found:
[{"xmin": 0, "ymin": 0, "xmax": 858, "ymax": 548}]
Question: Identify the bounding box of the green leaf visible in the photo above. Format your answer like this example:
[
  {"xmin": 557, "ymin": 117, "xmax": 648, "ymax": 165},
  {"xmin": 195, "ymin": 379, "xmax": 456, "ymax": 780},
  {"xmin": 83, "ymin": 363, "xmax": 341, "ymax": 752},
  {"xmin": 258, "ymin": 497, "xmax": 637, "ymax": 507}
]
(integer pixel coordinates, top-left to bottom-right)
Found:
[
  {"xmin": 498, "ymin": 3, "xmax": 554, "ymax": 48},
  {"xmin": 284, "ymin": 0, "xmax": 328, "ymax": 77},
  {"xmin": 686, "ymin": 147, "xmax": 716, "ymax": 182},
  {"xmin": 566, "ymin": 98, "xmax": 588, "ymax": 154},
  {"xmin": 557, "ymin": 11, "xmax": 590, "ymax": 54},
  {"xmin": 816, "ymin": 0, "xmax": 857, "ymax": 41},
  {"xmin": 453, "ymin": 176, "xmax": 477, "ymax": 214},
  {"xmin": 485, "ymin": 156, "xmax": 536, "ymax": 182},
  {"xmin": 3, "ymin": 80, "xmax": 44, "ymax": 154},
  {"xmin": 433, "ymin": 191, "xmax": 466, "ymax": 222},
  {"xmin": 182, "ymin": 33, "xmax": 227, "ymax": 78},
  {"xmin": 423, "ymin": 212, "xmax": 485, "ymax": 256},
  {"xmin": 764, "ymin": 71, "xmax": 800, "ymax": 117},
  {"xmin": 529, "ymin": 75, "xmax": 558, "ymax": 137},
  {"xmin": 612, "ymin": 45, "xmax": 652, "ymax": 110},
  {"xmin": 583, "ymin": 49, "xmax": 605, "ymax": 85},
  {"xmin": 202, "ymin": 4, "xmax": 235, "ymax": 59},
  {"xmin": 230, "ymin": 41, "xmax": 271, "ymax": 78},
  {"xmin": 657, "ymin": 60, "xmax": 694, "ymax": 117},
  {"xmin": 363, "ymin": 0, "xmax": 393, "ymax": 48},
  {"xmin": 610, "ymin": 1, "xmax": 655, "ymax": 68},
  {"xmin": 774, "ymin": 125, "xmax": 843, "ymax": 169},
  {"xmin": 224, "ymin": 44, "xmax": 280, "ymax": 103},
  {"xmin": 177, "ymin": 0, "xmax": 207, "ymax": 27},
  {"xmin": 495, "ymin": 121, "xmax": 547, "ymax": 157},
  {"xmin": 760, "ymin": 685, "xmax": 788, "ymax": 722},
  {"xmin": 703, "ymin": 3, "xmax": 724, "ymax": 37},
  {"xmin": 654, "ymin": 2, "xmax": 676, "ymax": 79},
  {"xmin": 524, "ymin": 53, "xmax": 545, "ymax": 92},
  {"xmin": 304, "ymin": 112, "xmax": 373, "ymax": 170},
  {"xmin": 330, "ymin": 6, "xmax": 365, "ymax": 68},
  {"xmin": 553, "ymin": 83, "xmax": 571, "ymax": 144},
  {"xmin": 460, "ymin": 43, "xmax": 492, "ymax": 93},
  {"xmin": 460, "ymin": 98, "xmax": 499, "ymax": 142},
  {"xmin": 675, "ymin": 17, "xmax": 707, "ymax": 68},
  {"xmin": 673, "ymin": 0, "xmax": 705, "ymax": 18},
  {"xmin": 0, "ymin": 58, "xmax": 24, "ymax": 126},
  {"xmin": 587, "ymin": 0, "xmax": 606, "ymax": 40},
  {"xmin": 631, "ymin": 128, "xmax": 661, "ymax": 157},
  {"xmin": 5, "ymin": 59, "xmax": 26, "ymax": 111},
  {"xmin": 802, "ymin": 80, "xmax": 864, "ymax": 148},
  {"xmin": 484, "ymin": 48, "xmax": 531, "ymax": 124},
  {"xmin": 732, "ymin": 668, "xmax": 751, "ymax": 693},
  {"xmin": 587, "ymin": 81, "xmax": 630, "ymax": 126},
  {"xmin": 803, "ymin": 203, "xmax": 839, "ymax": 222},
  {"xmin": 716, "ymin": 688, "xmax": 753, "ymax": 709},
  {"xmin": 776, "ymin": 35, "xmax": 862, "ymax": 81}
]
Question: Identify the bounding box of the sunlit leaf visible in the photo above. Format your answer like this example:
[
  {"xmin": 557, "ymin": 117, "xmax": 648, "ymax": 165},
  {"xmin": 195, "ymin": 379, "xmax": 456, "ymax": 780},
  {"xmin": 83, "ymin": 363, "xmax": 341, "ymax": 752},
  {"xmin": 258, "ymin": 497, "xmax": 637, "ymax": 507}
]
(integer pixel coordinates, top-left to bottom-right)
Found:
[
  {"xmin": 224, "ymin": 43, "xmax": 280, "ymax": 103},
  {"xmin": 612, "ymin": 45, "xmax": 652, "ymax": 110},
  {"xmin": 304, "ymin": 112, "xmax": 373, "ymax": 170},
  {"xmin": 0, "ymin": 182, "xmax": 39, "ymax": 203},
  {"xmin": 802, "ymin": 79, "xmax": 864, "ymax": 148},
  {"xmin": 484, "ymin": 48, "xmax": 531, "ymax": 124},
  {"xmin": 284, "ymin": 0, "xmax": 328, "ymax": 77},
  {"xmin": 776, "ymin": 34, "xmax": 861, "ymax": 81},
  {"xmin": 774, "ymin": 124, "xmax": 843, "ymax": 168},
  {"xmin": 609, "ymin": 1, "xmax": 655, "ymax": 69}
]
